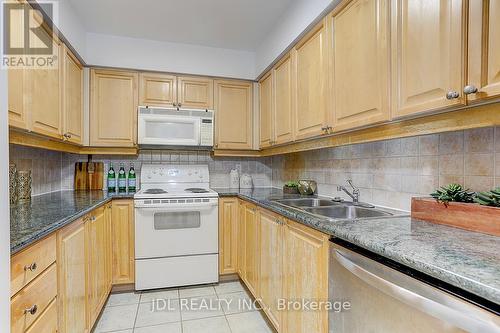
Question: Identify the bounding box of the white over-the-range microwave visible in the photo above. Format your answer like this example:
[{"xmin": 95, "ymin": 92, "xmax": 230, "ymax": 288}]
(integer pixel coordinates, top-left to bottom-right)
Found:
[{"xmin": 138, "ymin": 106, "xmax": 214, "ymax": 148}]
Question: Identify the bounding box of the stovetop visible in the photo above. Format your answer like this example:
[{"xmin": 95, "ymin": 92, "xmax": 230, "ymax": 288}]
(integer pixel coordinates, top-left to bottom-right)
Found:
[{"xmin": 135, "ymin": 164, "xmax": 219, "ymax": 199}]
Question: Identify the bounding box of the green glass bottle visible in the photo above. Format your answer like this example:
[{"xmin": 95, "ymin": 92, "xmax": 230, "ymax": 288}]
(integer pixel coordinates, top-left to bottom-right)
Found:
[
  {"xmin": 118, "ymin": 163, "xmax": 127, "ymax": 193},
  {"xmin": 128, "ymin": 163, "xmax": 136, "ymax": 193},
  {"xmin": 107, "ymin": 163, "xmax": 116, "ymax": 192}
]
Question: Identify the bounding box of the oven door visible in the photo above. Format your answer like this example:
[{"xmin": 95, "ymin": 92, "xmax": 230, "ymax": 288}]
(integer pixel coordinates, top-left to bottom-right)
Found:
[
  {"xmin": 138, "ymin": 113, "xmax": 201, "ymax": 146},
  {"xmin": 135, "ymin": 200, "xmax": 218, "ymax": 259}
]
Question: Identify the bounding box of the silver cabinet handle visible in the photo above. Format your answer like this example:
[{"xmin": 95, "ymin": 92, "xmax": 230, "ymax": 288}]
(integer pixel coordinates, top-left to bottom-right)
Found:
[
  {"xmin": 24, "ymin": 304, "xmax": 38, "ymax": 315},
  {"xmin": 334, "ymin": 248, "xmax": 500, "ymax": 333},
  {"xmin": 24, "ymin": 262, "xmax": 37, "ymax": 271},
  {"xmin": 172, "ymin": 102, "xmax": 177, "ymax": 107},
  {"xmin": 178, "ymin": 102, "xmax": 182, "ymax": 108},
  {"xmin": 463, "ymin": 85, "xmax": 478, "ymax": 95},
  {"xmin": 446, "ymin": 91, "xmax": 460, "ymax": 100}
]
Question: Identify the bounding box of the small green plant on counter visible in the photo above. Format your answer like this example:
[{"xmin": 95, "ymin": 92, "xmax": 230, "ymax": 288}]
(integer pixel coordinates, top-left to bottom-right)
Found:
[
  {"xmin": 474, "ymin": 188, "xmax": 500, "ymax": 207},
  {"xmin": 430, "ymin": 183, "xmax": 475, "ymax": 205},
  {"xmin": 284, "ymin": 181, "xmax": 299, "ymax": 188}
]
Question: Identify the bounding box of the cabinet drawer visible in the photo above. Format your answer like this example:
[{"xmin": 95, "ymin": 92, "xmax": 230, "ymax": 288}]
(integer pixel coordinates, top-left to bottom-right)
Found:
[
  {"xmin": 25, "ymin": 298, "xmax": 57, "ymax": 333},
  {"xmin": 11, "ymin": 234, "xmax": 56, "ymax": 296},
  {"xmin": 11, "ymin": 264, "xmax": 57, "ymax": 333}
]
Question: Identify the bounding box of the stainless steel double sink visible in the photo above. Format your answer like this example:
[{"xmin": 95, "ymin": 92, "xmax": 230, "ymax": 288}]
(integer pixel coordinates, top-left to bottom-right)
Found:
[{"xmin": 272, "ymin": 197, "xmax": 406, "ymax": 221}]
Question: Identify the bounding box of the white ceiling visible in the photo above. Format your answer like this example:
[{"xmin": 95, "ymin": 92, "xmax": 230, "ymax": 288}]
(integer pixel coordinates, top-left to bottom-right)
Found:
[{"xmin": 68, "ymin": 0, "xmax": 294, "ymax": 51}]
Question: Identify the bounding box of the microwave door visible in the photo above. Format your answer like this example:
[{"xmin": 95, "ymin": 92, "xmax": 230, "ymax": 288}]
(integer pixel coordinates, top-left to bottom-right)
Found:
[{"xmin": 139, "ymin": 114, "xmax": 201, "ymax": 146}]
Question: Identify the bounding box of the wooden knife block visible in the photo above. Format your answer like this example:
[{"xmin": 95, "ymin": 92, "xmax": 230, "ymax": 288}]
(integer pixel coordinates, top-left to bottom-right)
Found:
[{"xmin": 74, "ymin": 162, "xmax": 104, "ymax": 190}]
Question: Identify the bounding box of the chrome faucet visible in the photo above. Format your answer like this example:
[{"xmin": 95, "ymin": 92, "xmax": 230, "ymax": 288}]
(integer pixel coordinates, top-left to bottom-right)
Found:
[{"xmin": 337, "ymin": 179, "xmax": 360, "ymax": 203}]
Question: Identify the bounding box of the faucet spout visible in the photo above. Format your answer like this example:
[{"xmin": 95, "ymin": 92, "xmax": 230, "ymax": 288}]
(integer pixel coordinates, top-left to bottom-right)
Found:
[{"xmin": 337, "ymin": 180, "xmax": 360, "ymax": 203}]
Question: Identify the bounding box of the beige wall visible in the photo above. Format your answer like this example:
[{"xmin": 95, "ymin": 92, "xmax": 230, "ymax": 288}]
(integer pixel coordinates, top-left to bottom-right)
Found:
[{"xmin": 272, "ymin": 127, "xmax": 500, "ymax": 211}]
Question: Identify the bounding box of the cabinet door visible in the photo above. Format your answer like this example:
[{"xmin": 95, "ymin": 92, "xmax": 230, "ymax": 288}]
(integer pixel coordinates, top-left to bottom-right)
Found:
[
  {"xmin": 237, "ymin": 200, "xmax": 246, "ymax": 278},
  {"xmin": 391, "ymin": 0, "xmax": 465, "ymax": 118},
  {"xmin": 57, "ymin": 218, "xmax": 88, "ymax": 333},
  {"xmin": 111, "ymin": 200, "xmax": 135, "ymax": 285},
  {"xmin": 214, "ymin": 80, "xmax": 254, "ymax": 150},
  {"xmin": 139, "ymin": 73, "xmax": 177, "ymax": 107},
  {"xmin": 86, "ymin": 206, "xmax": 111, "ymax": 328},
  {"xmin": 62, "ymin": 46, "xmax": 83, "ymax": 145},
  {"xmin": 331, "ymin": 0, "xmax": 390, "ymax": 131},
  {"xmin": 273, "ymin": 54, "xmax": 294, "ymax": 145},
  {"xmin": 29, "ymin": 26, "xmax": 63, "ymax": 139},
  {"xmin": 7, "ymin": 7, "xmax": 27, "ymax": 130},
  {"xmin": 293, "ymin": 19, "xmax": 329, "ymax": 140},
  {"xmin": 283, "ymin": 220, "xmax": 329, "ymax": 333},
  {"xmin": 259, "ymin": 71, "xmax": 274, "ymax": 149},
  {"xmin": 244, "ymin": 204, "xmax": 259, "ymax": 297},
  {"xmin": 178, "ymin": 76, "xmax": 214, "ymax": 109},
  {"xmin": 466, "ymin": 0, "xmax": 500, "ymax": 103},
  {"xmin": 259, "ymin": 209, "xmax": 283, "ymax": 331},
  {"xmin": 90, "ymin": 69, "xmax": 138, "ymax": 147},
  {"xmin": 219, "ymin": 198, "xmax": 239, "ymax": 275}
]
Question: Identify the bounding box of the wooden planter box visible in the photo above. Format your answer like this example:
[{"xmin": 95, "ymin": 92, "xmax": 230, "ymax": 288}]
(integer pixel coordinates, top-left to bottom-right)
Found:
[{"xmin": 411, "ymin": 197, "xmax": 500, "ymax": 236}]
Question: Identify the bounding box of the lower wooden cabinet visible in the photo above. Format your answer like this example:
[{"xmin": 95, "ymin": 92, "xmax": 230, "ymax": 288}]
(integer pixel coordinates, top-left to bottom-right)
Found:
[
  {"xmin": 258, "ymin": 208, "xmax": 284, "ymax": 331},
  {"xmin": 111, "ymin": 200, "xmax": 135, "ymax": 284},
  {"xmin": 237, "ymin": 200, "xmax": 246, "ymax": 277},
  {"xmin": 221, "ymin": 200, "xmax": 329, "ymax": 333},
  {"xmin": 283, "ymin": 219, "xmax": 329, "ymax": 333},
  {"xmin": 86, "ymin": 205, "xmax": 112, "ymax": 328},
  {"xmin": 57, "ymin": 218, "xmax": 88, "ymax": 333},
  {"xmin": 219, "ymin": 198, "xmax": 239, "ymax": 275},
  {"xmin": 11, "ymin": 264, "xmax": 58, "ymax": 333},
  {"xmin": 25, "ymin": 298, "xmax": 58, "ymax": 333},
  {"xmin": 243, "ymin": 202, "xmax": 259, "ymax": 297}
]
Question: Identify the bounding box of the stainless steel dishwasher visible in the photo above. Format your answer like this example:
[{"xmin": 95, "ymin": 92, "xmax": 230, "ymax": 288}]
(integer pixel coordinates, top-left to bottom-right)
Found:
[{"xmin": 329, "ymin": 240, "xmax": 500, "ymax": 333}]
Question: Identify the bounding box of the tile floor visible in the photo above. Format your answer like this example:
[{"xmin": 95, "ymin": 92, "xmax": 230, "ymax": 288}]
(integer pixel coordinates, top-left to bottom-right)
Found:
[{"xmin": 93, "ymin": 280, "xmax": 275, "ymax": 333}]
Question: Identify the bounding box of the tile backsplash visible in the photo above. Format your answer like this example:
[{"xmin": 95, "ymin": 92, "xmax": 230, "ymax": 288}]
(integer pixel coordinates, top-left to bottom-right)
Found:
[
  {"xmin": 271, "ymin": 127, "xmax": 500, "ymax": 211},
  {"xmin": 9, "ymin": 145, "xmax": 64, "ymax": 196},
  {"xmin": 9, "ymin": 126, "xmax": 500, "ymax": 211},
  {"xmin": 61, "ymin": 150, "xmax": 273, "ymax": 190}
]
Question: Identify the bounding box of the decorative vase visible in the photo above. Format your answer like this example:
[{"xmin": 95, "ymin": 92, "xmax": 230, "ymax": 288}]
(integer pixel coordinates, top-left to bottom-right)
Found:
[
  {"xmin": 9, "ymin": 163, "xmax": 17, "ymax": 204},
  {"xmin": 16, "ymin": 170, "xmax": 32, "ymax": 202}
]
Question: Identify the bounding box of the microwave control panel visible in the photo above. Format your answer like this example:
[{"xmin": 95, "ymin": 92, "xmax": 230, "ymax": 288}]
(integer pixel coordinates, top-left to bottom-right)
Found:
[{"xmin": 200, "ymin": 118, "xmax": 214, "ymax": 146}]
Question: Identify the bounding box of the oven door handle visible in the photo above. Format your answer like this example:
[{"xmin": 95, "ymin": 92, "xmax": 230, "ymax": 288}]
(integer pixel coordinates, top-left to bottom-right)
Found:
[{"xmin": 334, "ymin": 248, "xmax": 500, "ymax": 333}]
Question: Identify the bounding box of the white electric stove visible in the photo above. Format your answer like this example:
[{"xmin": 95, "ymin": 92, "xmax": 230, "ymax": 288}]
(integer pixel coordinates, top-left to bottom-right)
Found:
[{"xmin": 134, "ymin": 164, "xmax": 219, "ymax": 291}]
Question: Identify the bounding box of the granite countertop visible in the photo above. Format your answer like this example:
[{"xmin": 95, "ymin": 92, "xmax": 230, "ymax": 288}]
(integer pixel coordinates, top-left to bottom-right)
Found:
[
  {"xmin": 215, "ymin": 187, "xmax": 500, "ymax": 306},
  {"xmin": 10, "ymin": 187, "xmax": 500, "ymax": 306},
  {"xmin": 10, "ymin": 190, "xmax": 134, "ymax": 254}
]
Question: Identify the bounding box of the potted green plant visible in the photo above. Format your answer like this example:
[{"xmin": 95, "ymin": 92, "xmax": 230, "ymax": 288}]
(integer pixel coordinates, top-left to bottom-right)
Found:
[
  {"xmin": 283, "ymin": 181, "xmax": 300, "ymax": 195},
  {"xmin": 411, "ymin": 184, "xmax": 499, "ymax": 236}
]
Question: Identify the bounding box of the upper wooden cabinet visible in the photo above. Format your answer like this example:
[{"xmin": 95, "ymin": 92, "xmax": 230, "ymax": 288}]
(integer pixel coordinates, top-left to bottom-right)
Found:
[
  {"xmin": 28, "ymin": 27, "xmax": 63, "ymax": 139},
  {"xmin": 292, "ymin": 19, "xmax": 330, "ymax": 140},
  {"xmin": 214, "ymin": 79, "xmax": 254, "ymax": 150},
  {"xmin": 62, "ymin": 46, "xmax": 83, "ymax": 145},
  {"xmin": 139, "ymin": 73, "xmax": 177, "ymax": 107},
  {"xmin": 178, "ymin": 76, "xmax": 214, "ymax": 109},
  {"xmin": 7, "ymin": 8, "xmax": 28, "ymax": 131},
  {"xmin": 139, "ymin": 73, "xmax": 214, "ymax": 109},
  {"xmin": 273, "ymin": 53, "xmax": 294, "ymax": 145},
  {"xmin": 111, "ymin": 200, "xmax": 135, "ymax": 285},
  {"xmin": 57, "ymin": 218, "xmax": 87, "ymax": 333},
  {"xmin": 466, "ymin": 0, "xmax": 500, "ymax": 103},
  {"xmin": 90, "ymin": 69, "xmax": 138, "ymax": 147},
  {"xmin": 330, "ymin": 0, "xmax": 390, "ymax": 131},
  {"xmin": 219, "ymin": 198, "xmax": 239, "ymax": 275},
  {"xmin": 391, "ymin": 0, "xmax": 466, "ymax": 118},
  {"xmin": 259, "ymin": 71, "xmax": 274, "ymax": 148}
]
